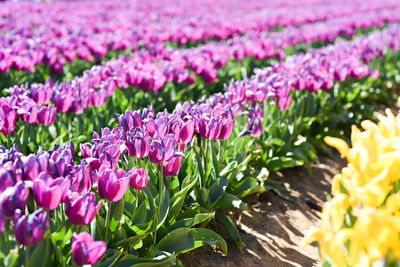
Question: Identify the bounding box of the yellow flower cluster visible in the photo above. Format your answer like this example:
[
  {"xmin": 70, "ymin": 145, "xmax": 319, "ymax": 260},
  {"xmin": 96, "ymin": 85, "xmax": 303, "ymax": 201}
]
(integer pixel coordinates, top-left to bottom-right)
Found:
[{"xmin": 304, "ymin": 109, "xmax": 400, "ymax": 266}]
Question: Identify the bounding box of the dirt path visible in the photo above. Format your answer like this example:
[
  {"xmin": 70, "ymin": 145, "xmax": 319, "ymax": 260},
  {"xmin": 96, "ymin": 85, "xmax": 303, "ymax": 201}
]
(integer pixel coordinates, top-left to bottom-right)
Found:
[{"xmin": 179, "ymin": 153, "xmax": 345, "ymax": 267}]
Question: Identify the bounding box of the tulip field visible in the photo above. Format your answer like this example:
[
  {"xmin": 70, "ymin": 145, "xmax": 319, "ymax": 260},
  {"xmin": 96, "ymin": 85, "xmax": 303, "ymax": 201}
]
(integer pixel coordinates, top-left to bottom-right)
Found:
[{"xmin": 1, "ymin": 0, "xmax": 400, "ymax": 266}]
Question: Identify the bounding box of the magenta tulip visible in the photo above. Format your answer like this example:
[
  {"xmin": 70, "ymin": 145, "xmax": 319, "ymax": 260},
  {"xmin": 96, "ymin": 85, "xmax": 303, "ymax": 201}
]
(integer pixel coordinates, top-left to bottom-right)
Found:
[
  {"xmin": 38, "ymin": 105, "xmax": 56, "ymax": 126},
  {"xmin": 14, "ymin": 209, "xmax": 49, "ymax": 246},
  {"xmin": 178, "ymin": 119, "xmax": 195, "ymax": 144},
  {"xmin": 66, "ymin": 192, "xmax": 101, "ymax": 225},
  {"xmin": 163, "ymin": 155, "xmax": 183, "ymax": 177},
  {"xmin": 149, "ymin": 134, "xmax": 176, "ymax": 165},
  {"xmin": 33, "ymin": 174, "xmax": 70, "ymax": 210},
  {"xmin": 125, "ymin": 128, "xmax": 150, "ymax": 158},
  {"xmin": 98, "ymin": 168, "xmax": 130, "ymax": 202},
  {"xmin": 129, "ymin": 168, "xmax": 148, "ymax": 190},
  {"xmin": 0, "ymin": 181, "xmax": 29, "ymax": 217},
  {"xmin": 72, "ymin": 232, "xmax": 106, "ymax": 265}
]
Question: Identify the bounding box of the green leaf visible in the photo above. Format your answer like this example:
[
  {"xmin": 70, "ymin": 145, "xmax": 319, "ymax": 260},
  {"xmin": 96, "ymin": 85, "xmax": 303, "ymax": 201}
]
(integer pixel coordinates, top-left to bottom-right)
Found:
[
  {"xmin": 156, "ymin": 228, "xmax": 227, "ymax": 255},
  {"xmin": 219, "ymin": 161, "xmax": 237, "ymax": 177},
  {"xmin": 109, "ymin": 199, "xmax": 125, "ymax": 232},
  {"xmin": 114, "ymin": 254, "xmax": 176, "ymax": 267},
  {"xmin": 94, "ymin": 251, "xmax": 122, "ymax": 267},
  {"xmin": 27, "ymin": 238, "xmax": 50, "ymax": 267},
  {"xmin": 213, "ymin": 192, "xmax": 248, "ymax": 210},
  {"xmin": 111, "ymin": 233, "xmax": 149, "ymax": 248},
  {"xmin": 4, "ymin": 250, "xmax": 20, "ymax": 267},
  {"xmin": 51, "ymin": 222, "xmax": 72, "ymax": 249},
  {"xmin": 167, "ymin": 175, "xmax": 198, "ymax": 224},
  {"xmin": 194, "ymin": 187, "xmax": 212, "ymax": 210},
  {"xmin": 210, "ymin": 141, "xmax": 220, "ymax": 176},
  {"xmin": 168, "ymin": 212, "xmax": 215, "ymax": 232},
  {"xmin": 156, "ymin": 188, "xmax": 170, "ymax": 230},
  {"xmin": 130, "ymin": 199, "xmax": 148, "ymax": 226},
  {"xmin": 266, "ymin": 156, "xmax": 303, "ymax": 172},
  {"xmin": 209, "ymin": 175, "xmax": 228, "ymax": 205},
  {"xmin": 216, "ymin": 213, "xmax": 243, "ymax": 254},
  {"xmin": 230, "ymin": 178, "xmax": 265, "ymax": 198},
  {"xmin": 176, "ymin": 207, "xmax": 211, "ymax": 221}
]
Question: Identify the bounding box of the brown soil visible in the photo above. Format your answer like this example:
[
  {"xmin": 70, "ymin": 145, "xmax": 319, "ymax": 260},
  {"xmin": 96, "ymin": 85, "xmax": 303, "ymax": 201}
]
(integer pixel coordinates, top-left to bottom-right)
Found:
[{"xmin": 179, "ymin": 152, "xmax": 346, "ymax": 267}]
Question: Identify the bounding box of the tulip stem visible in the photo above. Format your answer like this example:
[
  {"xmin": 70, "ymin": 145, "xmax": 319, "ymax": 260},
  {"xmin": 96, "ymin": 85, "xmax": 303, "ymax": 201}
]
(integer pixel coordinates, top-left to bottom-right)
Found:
[
  {"xmin": 25, "ymin": 246, "xmax": 30, "ymax": 267},
  {"xmin": 23, "ymin": 123, "xmax": 29, "ymax": 153},
  {"xmin": 153, "ymin": 164, "xmax": 164, "ymax": 244},
  {"xmin": 104, "ymin": 201, "xmax": 112, "ymax": 243},
  {"xmin": 41, "ymin": 126, "xmax": 48, "ymax": 149},
  {"xmin": 4, "ymin": 221, "xmax": 10, "ymax": 254}
]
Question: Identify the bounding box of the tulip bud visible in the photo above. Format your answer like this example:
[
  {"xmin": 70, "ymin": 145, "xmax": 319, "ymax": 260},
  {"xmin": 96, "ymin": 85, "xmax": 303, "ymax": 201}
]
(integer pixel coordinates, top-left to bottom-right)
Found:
[
  {"xmin": 179, "ymin": 119, "xmax": 194, "ymax": 144},
  {"xmin": 0, "ymin": 162, "xmax": 20, "ymax": 193},
  {"xmin": 66, "ymin": 192, "xmax": 101, "ymax": 225},
  {"xmin": 149, "ymin": 134, "xmax": 176, "ymax": 166},
  {"xmin": 125, "ymin": 127, "xmax": 150, "ymax": 158},
  {"xmin": 38, "ymin": 105, "xmax": 56, "ymax": 126},
  {"xmin": 129, "ymin": 168, "xmax": 148, "ymax": 190},
  {"xmin": 98, "ymin": 168, "xmax": 130, "ymax": 202},
  {"xmin": 163, "ymin": 155, "xmax": 183, "ymax": 177},
  {"xmin": 14, "ymin": 209, "xmax": 49, "ymax": 246},
  {"xmin": 72, "ymin": 232, "xmax": 106, "ymax": 265},
  {"xmin": 54, "ymin": 94, "xmax": 72, "ymax": 113},
  {"xmin": 0, "ymin": 181, "xmax": 29, "ymax": 217},
  {"xmin": 33, "ymin": 174, "xmax": 70, "ymax": 210}
]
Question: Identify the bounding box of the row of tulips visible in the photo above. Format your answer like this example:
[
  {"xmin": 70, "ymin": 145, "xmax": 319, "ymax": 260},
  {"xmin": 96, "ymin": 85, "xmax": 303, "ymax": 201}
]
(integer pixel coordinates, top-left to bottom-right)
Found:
[
  {"xmin": 0, "ymin": 0, "xmax": 394, "ymax": 73},
  {"xmin": 1, "ymin": 24, "xmax": 400, "ymax": 266},
  {"xmin": 304, "ymin": 108, "xmax": 400, "ymax": 266},
  {"xmin": 2, "ymin": 11, "xmax": 399, "ymax": 142}
]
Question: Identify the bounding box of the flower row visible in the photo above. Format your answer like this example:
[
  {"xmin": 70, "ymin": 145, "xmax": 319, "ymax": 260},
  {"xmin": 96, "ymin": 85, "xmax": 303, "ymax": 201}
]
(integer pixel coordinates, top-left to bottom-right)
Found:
[
  {"xmin": 2, "ymin": 9, "xmax": 399, "ymax": 138},
  {"xmin": 0, "ymin": 0, "xmax": 394, "ymax": 73}
]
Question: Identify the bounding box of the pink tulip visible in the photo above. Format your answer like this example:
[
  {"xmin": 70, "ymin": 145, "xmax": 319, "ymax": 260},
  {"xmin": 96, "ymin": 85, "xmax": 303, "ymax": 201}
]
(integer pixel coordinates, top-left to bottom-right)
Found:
[
  {"xmin": 129, "ymin": 168, "xmax": 148, "ymax": 190},
  {"xmin": 33, "ymin": 174, "xmax": 70, "ymax": 210},
  {"xmin": 98, "ymin": 168, "xmax": 130, "ymax": 202},
  {"xmin": 72, "ymin": 232, "xmax": 106, "ymax": 265},
  {"xmin": 14, "ymin": 209, "xmax": 49, "ymax": 246},
  {"xmin": 66, "ymin": 192, "xmax": 101, "ymax": 225}
]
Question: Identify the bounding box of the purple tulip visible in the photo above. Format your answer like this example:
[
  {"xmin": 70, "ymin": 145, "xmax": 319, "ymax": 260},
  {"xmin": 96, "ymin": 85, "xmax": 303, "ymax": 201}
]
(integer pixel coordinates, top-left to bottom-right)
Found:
[
  {"xmin": 0, "ymin": 162, "xmax": 20, "ymax": 193},
  {"xmin": 118, "ymin": 110, "xmax": 143, "ymax": 132},
  {"xmin": 38, "ymin": 105, "xmax": 56, "ymax": 126},
  {"xmin": 68, "ymin": 161, "xmax": 94, "ymax": 195},
  {"xmin": 14, "ymin": 209, "xmax": 49, "ymax": 246},
  {"xmin": 54, "ymin": 94, "xmax": 72, "ymax": 113},
  {"xmin": 178, "ymin": 119, "xmax": 195, "ymax": 144},
  {"xmin": 18, "ymin": 154, "xmax": 45, "ymax": 181},
  {"xmin": 125, "ymin": 127, "xmax": 150, "ymax": 158},
  {"xmin": 18, "ymin": 102, "xmax": 38, "ymax": 124},
  {"xmin": 31, "ymin": 83, "xmax": 52, "ymax": 105},
  {"xmin": 33, "ymin": 174, "xmax": 70, "ymax": 210},
  {"xmin": 66, "ymin": 192, "xmax": 102, "ymax": 225},
  {"xmin": 98, "ymin": 168, "xmax": 130, "ymax": 202},
  {"xmin": 129, "ymin": 168, "xmax": 148, "ymax": 190},
  {"xmin": 80, "ymin": 143, "xmax": 92, "ymax": 158},
  {"xmin": 72, "ymin": 232, "xmax": 106, "ymax": 265},
  {"xmin": 0, "ymin": 181, "xmax": 29, "ymax": 217},
  {"xmin": 198, "ymin": 117, "xmax": 222, "ymax": 140},
  {"xmin": 149, "ymin": 134, "xmax": 176, "ymax": 165},
  {"xmin": 163, "ymin": 155, "xmax": 183, "ymax": 177},
  {"xmin": 217, "ymin": 116, "xmax": 234, "ymax": 140},
  {"xmin": 247, "ymin": 117, "xmax": 263, "ymax": 137},
  {"xmin": 0, "ymin": 102, "xmax": 17, "ymax": 137}
]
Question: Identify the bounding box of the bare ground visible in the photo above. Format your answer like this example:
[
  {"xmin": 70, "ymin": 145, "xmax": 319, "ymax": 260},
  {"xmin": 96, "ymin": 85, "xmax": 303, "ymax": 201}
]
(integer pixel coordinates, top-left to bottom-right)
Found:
[{"xmin": 179, "ymin": 152, "xmax": 346, "ymax": 267}]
